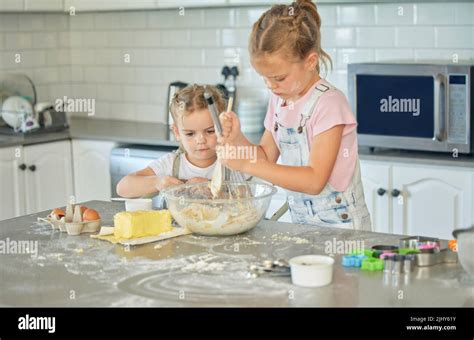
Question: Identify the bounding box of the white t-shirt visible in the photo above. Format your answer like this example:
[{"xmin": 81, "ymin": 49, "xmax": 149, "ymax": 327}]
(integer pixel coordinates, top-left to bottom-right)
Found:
[{"xmin": 148, "ymin": 152, "xmax": 217, "ymax": 180}]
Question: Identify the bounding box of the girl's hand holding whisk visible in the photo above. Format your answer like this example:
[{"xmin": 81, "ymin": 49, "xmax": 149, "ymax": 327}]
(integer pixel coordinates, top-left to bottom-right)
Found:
[
  {"xmin": 217, "ymin": 111, "xmax": 250, "ymax": 172},
  {"xmin": 218, "ymin": 111, "xmax": 242, "ymax": 145}
]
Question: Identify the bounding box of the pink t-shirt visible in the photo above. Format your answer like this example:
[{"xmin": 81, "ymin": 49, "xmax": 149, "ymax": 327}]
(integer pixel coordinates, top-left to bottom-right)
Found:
[{"xmin": 263, "ymin": 78, "xmax": 358, "ymax": 192}]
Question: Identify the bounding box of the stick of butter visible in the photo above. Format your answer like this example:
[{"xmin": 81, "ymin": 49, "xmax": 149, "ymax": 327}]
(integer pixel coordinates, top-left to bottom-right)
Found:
[{"xmin": 113, "ymin": 210, "xmax": 173, "ymax": 239}]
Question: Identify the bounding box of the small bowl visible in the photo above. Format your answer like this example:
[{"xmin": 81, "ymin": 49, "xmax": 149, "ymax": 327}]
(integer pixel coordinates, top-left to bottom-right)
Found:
[
  {"xmin": 399, "ymin": 236, "xmax": 440, "ymax": 249},
  {"xmin": 125, "ymin": 199, "xmax": 153, "ymax": 212},
  {"xmin": 289, "ymin": 255, "xmax": 335, "ymax": 288},
  {"xmin": 65, "ymin": 222, "xmax": 83, "ymax": 236}
]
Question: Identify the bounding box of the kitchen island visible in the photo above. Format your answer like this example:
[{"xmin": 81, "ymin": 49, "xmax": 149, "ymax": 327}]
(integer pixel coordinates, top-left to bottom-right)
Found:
[{"xmin": 0, "ymin": 200, "xmax": 472, "ymax": 307}]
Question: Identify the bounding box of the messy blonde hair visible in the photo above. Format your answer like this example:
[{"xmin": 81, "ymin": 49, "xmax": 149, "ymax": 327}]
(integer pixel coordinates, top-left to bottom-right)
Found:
[
  {"xmin": 170, "ymin": 84, "xmax": 226, "ymax": 127},
  {"xmin": 249, "ymin": 0, "xmax": 332, "ymax": 74}
]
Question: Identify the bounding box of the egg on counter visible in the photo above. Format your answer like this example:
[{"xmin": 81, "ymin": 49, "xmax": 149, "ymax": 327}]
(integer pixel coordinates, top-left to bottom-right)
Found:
[
  {"xmin": 83, "ymin": 208, "xmax": 100, "ymax": 221},
  {"xmin": 48, "ymin": 208, "xmax": 65, "ymax": 220}
]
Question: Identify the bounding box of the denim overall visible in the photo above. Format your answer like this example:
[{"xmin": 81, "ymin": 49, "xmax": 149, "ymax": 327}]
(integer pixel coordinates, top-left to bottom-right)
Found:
[{"xmin": 274, "ymin": 83, "xmax": 372, "ymax": 230}]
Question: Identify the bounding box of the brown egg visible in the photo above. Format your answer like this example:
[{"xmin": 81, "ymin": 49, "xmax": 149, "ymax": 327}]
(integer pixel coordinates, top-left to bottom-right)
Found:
[
  {"xmin": 83, "ymin": 208, "xmax": 100, "ymax": 221},
  {"xmin": 80, "ymin": 206, "xmax": 88, "ymax": 215},
  {"xmin": 50, "ymin": 208, "xmax": 65, "ymax": 218}
]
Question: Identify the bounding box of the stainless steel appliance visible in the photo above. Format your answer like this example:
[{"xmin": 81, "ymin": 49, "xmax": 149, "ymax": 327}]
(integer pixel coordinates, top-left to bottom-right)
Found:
[
  {"xmin": 36, "ymin": 102, "xmax": 69, "ymax": 132},
  {"xmin": 166, "ymin": 81, "xmax": 188, "ymax": 128},
  {"xmin": 348, "ymin": 62, "xmax": 473, "ymax": 154},
  {"xmin": 110, "ymin": 145, "xmax": 177, "ymax": 206}
]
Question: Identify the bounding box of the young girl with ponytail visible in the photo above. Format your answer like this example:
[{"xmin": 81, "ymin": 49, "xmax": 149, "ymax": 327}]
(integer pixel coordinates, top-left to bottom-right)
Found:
[{"xmin": 219, "ymin": 0, "xmax": 372, "ymax": 230}]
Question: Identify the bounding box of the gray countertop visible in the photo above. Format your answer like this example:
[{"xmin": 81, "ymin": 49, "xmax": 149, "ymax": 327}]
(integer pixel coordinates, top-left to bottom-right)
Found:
[
  {"xmin": 0, "ymin": 129, "xmax": 72, "ymax": 149},
  {"xmin": 0, "ymin": 117, "xmax": 264, "ymax": 148},
  {"xmin": 359, "ymin": 147, "xmax": 474, "ymax": 169},
  {"xmin": 0, "ymin": 117, "xmax": 472, "ymax": 168},
  {"xmin": 0, "ymin": 200, "xmax": 472, "ymax": 307},
  {"xmin": 0, "ymin": 118, "xmax": 178, "ymax": 148},
  {"xmin": 70, "ymin": 117, "xmax": 264, "ymax": 146},
  {"xmin": 69, "ymin": 117, "xmax": 178, "ymax": 147}
]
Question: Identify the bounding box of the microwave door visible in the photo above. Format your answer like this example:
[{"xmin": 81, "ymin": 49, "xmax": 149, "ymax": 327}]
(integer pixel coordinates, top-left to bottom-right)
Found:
[
  {"xmin": 354, "ymin": 73, "xmax": 454, "ymax": 152},
  {"xmin": 356, "ymin": 74, "xmax": 436, "ymax": 139}
]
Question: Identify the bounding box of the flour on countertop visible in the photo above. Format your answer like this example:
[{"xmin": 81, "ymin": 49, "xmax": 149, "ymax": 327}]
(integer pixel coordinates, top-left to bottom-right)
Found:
[
  {"xmin": 271, "ymin": 233, "xmax": 310, "ymax": 244},
  {"xmin": 181, "ymin": 261, "xmax": 226, "ymax": 273},
  {"xmin": 181, "ymin": 254, "xmax": 226, "ymax": 273},
  {"xmin": 235, "ymin": 237, "xmax": 265, "ymax": 246},
  {"xmin": 153, "ymin": 241, "xmax": 169, "ymax": 250},
  {"xmin": 25, "ymin": 220, "xmax": 299, "ymax": 306}
]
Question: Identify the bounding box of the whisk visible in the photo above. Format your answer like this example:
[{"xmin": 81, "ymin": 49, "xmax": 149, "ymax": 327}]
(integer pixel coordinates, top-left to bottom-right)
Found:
[{"xmin": 205, "ymin": 91, "xmax": 251, "ymax": 199}]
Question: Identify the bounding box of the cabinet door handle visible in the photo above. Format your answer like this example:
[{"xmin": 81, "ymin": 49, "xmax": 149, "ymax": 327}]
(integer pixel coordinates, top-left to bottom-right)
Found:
[
  {"xmin": 391, "ymin": 189, "xmax": 401, "ymax": 197},
  {"xmin": 377, "ymin": 188, "xmax": 386, "ymax": 196},
  {"xmin": 28, "ymin": 165, "xmax": 37, "ymax": 172},
  {"xmin": 19, "ymin": 163, "xmax": 27, "ymax": 171}
]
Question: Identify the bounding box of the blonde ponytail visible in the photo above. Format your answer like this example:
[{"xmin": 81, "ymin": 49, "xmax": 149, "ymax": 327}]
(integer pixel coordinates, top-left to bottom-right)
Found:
[{"xmin": 249, "ymin": 0, "xmax": 332, "ymax": 75}]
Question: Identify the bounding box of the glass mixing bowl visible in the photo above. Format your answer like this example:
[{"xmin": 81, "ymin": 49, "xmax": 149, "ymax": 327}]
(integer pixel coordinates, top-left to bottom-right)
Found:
[
  {"xmin": 162, "ymin": 181, "xmax": 277, "ymax": 236},
  {"xmin": 453, "ymin": 226, "xmax": 474, "ymax": 278}
]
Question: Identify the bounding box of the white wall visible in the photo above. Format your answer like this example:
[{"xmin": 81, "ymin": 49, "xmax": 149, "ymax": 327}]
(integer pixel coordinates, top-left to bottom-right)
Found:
[{"xmin": 0, "ymin": 2, "xmax": 473, "ymax": 123}]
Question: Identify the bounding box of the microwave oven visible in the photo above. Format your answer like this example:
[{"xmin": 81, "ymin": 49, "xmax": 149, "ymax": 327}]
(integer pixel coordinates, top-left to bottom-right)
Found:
[{"xmin": 347, "ymin": 62, "xmax": 473, "ymax": 154}]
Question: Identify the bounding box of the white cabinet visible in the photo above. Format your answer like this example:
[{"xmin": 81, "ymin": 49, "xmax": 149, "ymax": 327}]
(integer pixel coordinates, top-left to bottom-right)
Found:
[
  {"xmin": 5, "ymin": 0, "xmax": 339, "ymax": 13},
  {"xmin": 23, "ymin": 140, "xmax": 74, "ymax": 214},
  {"xmin": 360, "ymin": 159, "xmax": 474, "ymax": 240},
  {"xmin": 63, "ymin": 0, "xmax": 224, "ymax": 12},
  {"xmin": 71, "ymin": 140, "xmax": 115, "ymax": 203},
  {"xmin": 0, "ymin": 0, "xmax": 64, "ymax": 12},
  {"xmin": 391, "ymin": 165, "xmax": 472, "ymax": 239},
  {"xmin": 228, "ymin": 0, "xmax": 280, "ymax": 4},
  {"xmin": 265, "ymin": 157, "xmax": 292, "ymax": 223},
  {"xmin": 0, "ymin": 140, "xmax": 74, "ymax": 221},
  {"xmin": 359, "ymin": 162, "xmax": 391, "ymax": 234},
  {"xmin": 64, "ymin": 0, "xmax": 157, "ymax": 12},
  {"xmin": 0, "ymin": 146, "xmax": 26, "ymax": 220},
  {"xmin": 265, "ymin": 185, "xmax": 291, "ymax": 223},
  {"xmin": 0, "ymin": 0, "xmax": 23, "ymax": 11},
  {"xmin": 0, "ymin": 0, "xmax": 158, "ymax": 12},
  {"xmin": 157, "ymin": 0, "xmax": 225, "ymax": 8},
  {"xmin": 24, "ymin": 0, "xmax": 64, "ymax": 12}
]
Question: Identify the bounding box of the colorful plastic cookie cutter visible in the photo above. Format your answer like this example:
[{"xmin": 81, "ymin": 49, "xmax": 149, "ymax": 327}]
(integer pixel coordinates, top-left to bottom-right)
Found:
[
  {"xmin": 371, "ymin": 245, "xmax": 399, "ymax": 258},
  {"xmin": 349, "ymin": 249, "xmax": 374, "ymax": 258},
  {"xmin": 380, "ymin": 252, "xmax": 397, "ymax": 260},
  {"xmin": 398, "ymin": 248, "xmax": 420, "ymax": 255},
  {"xmin": 361, "ymin": 258, "xmax": 384, "ymax": 271},
  {"xmin": 372, "ymin": 245, "xmax": 399, "ymax": 252},
  {"xmin": 342, "ymin": 254, "xmax": 367, "ymax": 268},
  {"xmin": 418, "ymin": 244, "xmax": 438, "ymax": 251}
]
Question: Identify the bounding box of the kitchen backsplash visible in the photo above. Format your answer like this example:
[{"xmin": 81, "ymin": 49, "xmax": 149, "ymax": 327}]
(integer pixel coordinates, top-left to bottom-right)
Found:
[{"xmin": 0, "ymin": 2, "xmax": 473, "ymax": 123}]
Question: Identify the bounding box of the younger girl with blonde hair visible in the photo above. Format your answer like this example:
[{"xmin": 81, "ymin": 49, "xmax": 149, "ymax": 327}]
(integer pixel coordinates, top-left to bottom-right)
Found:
[{"xmin": 116, "ymin": 84, "xmax": 226, "ymax": 198}]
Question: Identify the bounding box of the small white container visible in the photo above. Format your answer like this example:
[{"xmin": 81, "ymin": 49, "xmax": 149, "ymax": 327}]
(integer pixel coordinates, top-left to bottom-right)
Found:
[
  {"xmin": 289, "ymin": 255, "xmax": 335, "ymax": 288},
  {"xmin": 125, "ymin": 198, "xmax": 153, "ymax": 212}
]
